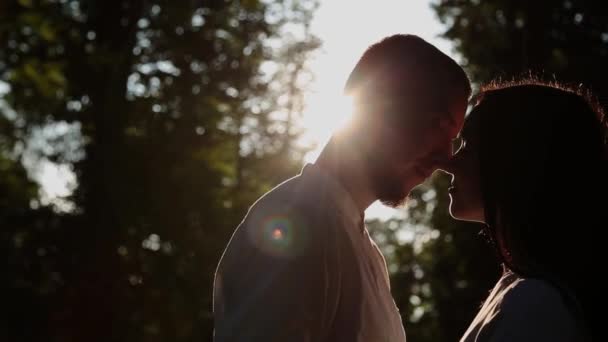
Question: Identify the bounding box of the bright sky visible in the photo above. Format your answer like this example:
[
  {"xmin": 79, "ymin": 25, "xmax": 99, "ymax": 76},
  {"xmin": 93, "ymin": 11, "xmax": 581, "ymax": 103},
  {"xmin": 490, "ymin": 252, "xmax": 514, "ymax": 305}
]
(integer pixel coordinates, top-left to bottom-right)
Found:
[{"xmin": 300, "ymin": 0, "xmax": 455, "ymax": 220}]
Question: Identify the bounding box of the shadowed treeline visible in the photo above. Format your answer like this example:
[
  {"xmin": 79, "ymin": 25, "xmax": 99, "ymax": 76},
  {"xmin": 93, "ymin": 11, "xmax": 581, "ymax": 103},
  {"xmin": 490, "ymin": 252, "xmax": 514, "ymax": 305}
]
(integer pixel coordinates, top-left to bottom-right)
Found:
[{"xmin": 0, "ymin": 0, "xmax": 318, "ymax": 340}]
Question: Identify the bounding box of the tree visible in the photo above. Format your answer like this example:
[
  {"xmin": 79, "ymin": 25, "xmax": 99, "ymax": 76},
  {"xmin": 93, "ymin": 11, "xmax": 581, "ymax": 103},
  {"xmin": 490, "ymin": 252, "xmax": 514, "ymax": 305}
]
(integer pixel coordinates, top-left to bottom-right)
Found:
[
  {"xmin": 0, "ymin": 0, "xmax": 319, "ymax": 340},
  {"xmin": 433, "ymin": 0, "xmax": 608, "ymax": 104}
]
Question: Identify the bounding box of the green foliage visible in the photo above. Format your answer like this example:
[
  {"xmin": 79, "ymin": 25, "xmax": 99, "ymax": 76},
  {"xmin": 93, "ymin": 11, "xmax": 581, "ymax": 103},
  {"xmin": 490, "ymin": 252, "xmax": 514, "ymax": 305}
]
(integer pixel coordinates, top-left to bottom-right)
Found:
[
  {"xmin": 0, "ymin": 0, "xmax": 319, "ymax": 340},
  {"xmin": 433, "ymin": 0, "xmax": 608, "ymax": 101}
]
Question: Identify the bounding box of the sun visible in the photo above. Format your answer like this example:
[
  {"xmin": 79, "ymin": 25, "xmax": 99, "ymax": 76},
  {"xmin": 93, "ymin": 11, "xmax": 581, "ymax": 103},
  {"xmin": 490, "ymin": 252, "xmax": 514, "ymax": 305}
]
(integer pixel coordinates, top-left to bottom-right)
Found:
[{"xmin": 300, "ymin": 91, "xmax": 355, "ymax": 163}]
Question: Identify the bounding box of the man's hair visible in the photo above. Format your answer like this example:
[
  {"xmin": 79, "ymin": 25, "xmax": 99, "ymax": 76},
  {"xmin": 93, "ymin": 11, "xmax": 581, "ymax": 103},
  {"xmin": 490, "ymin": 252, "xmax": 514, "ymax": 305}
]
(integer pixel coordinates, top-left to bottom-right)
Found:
[{"xmin": 345, "ymin": 34, "xmax": 471, "ymax": 120}]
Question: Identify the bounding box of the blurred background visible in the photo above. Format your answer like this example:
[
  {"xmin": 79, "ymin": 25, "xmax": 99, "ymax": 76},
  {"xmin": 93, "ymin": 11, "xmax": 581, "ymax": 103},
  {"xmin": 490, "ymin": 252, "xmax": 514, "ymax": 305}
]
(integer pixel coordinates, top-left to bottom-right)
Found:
[{"xmin": 1, "ymin": 0, "xmax": 606, "ymax": 341}]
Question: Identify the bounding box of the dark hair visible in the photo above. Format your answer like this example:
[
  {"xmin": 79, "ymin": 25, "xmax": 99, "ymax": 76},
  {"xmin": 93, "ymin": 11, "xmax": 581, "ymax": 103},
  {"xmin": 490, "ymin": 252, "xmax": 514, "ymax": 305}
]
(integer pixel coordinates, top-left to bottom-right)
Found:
[
  {"xmin": 470, "ymin": 80, "xmax": 607, "ymax": 340},
  {"xmin": 344, "ymin": 34, "xmax": 471, "ymax": 123}
]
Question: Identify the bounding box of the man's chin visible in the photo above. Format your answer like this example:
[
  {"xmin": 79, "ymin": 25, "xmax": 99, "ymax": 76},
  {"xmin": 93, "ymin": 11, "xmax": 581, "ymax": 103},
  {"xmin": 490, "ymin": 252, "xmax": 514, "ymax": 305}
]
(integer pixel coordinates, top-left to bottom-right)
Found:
[
  {"xmin": 378, "ymin": 192, "xmax": 410, "ymax": 208},
  {"xmin": 379, "ymin": 199, "xmax": 405, "ymax": 209},
  {"xmin": 375, "ymin": 179, "xmax": 419, "ymax": 209},
  {"xmin": 370, "ymin": 167, "xmax": 425, "ymax": 209}
]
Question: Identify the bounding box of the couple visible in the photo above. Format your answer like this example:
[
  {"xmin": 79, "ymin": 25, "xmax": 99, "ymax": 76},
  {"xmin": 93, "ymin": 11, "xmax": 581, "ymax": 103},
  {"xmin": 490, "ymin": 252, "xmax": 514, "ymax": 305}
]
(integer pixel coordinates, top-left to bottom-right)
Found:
[{"xmin": 213, "ymin": 35, "xmax": 606, "ymax": 341}]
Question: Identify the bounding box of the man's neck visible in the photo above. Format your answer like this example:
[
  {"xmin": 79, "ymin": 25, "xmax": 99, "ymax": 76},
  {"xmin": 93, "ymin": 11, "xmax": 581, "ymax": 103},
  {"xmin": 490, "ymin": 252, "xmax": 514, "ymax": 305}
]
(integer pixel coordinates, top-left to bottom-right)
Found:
[{"xmin": 315, "ymin": 135, "xmax": 376, "ymax": 213}]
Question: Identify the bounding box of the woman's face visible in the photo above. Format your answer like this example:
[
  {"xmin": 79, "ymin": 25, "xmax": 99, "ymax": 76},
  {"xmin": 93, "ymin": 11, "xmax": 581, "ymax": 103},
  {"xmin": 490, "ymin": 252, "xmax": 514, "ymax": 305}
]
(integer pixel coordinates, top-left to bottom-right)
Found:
[{"xmin": 443, "ymin": 108, "xmax": 485, "ymax": 223}]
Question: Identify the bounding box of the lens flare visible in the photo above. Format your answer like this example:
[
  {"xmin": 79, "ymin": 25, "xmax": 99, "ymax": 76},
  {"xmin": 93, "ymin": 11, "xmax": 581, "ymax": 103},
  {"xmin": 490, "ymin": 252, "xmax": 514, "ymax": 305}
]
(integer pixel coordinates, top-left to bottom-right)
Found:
[
  {"xmin": 272, "ymin": 228, "xmax": 284, "ymax": 240},
  {"xmin": 248, "ymin": 214, "xmax": 308, "ymax": 258},
  {"xmin": 263, "ymin": 216, "xmax": 293, "ymax": 249}
]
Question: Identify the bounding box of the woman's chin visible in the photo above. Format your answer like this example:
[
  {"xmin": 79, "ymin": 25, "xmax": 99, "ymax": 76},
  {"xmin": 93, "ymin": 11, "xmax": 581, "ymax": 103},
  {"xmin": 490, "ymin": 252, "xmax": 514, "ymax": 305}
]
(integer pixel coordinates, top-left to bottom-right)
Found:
[
  {"xmin": 449, "ymin": 196, "xmax": 480, "ymax": 222},
  {"xmin": 448, "ymin": 193, "xmax": 461, "ymax": 218},
  {"xmin": 449, "ymin": 203, "xmax": 485, "ymax": 224},
  {"xmin": 448, "ymin": 204, "xmax": 466, "ymax": 221}
]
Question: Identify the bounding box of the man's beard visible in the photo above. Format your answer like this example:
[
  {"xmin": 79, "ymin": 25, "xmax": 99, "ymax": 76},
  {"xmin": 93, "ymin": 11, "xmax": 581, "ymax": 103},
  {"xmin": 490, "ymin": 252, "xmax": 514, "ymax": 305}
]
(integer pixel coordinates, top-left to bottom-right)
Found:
[{"xmin": 365, "ymin": 154, "xmax": 410, "ymax": 208}]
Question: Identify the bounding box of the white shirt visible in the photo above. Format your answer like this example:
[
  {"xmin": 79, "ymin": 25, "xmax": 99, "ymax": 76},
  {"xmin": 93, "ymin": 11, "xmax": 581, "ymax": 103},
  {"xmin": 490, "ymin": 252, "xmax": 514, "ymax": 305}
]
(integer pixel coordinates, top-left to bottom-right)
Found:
[
  {"xmin": 461, "ymin": 271, "xmax": 585, "ymax": 342},
  {"xmin": 213, "ymin": 163, "xmax": 406, "ymax": 341}
]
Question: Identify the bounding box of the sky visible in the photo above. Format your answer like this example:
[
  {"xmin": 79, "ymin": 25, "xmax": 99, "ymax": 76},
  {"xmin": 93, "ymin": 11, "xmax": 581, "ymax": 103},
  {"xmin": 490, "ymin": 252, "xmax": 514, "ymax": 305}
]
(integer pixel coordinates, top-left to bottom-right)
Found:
[{"xmin": 299, "ymin": 0, "xmax": 455, "ymax": 220}]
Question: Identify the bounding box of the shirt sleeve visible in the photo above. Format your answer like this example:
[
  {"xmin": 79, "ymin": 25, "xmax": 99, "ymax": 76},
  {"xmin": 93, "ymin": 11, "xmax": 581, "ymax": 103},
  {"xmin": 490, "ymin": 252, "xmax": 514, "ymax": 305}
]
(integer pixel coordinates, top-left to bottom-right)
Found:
[{"xmin": 213, "ymin": 205, "xmax": 341, "ymax": 342}]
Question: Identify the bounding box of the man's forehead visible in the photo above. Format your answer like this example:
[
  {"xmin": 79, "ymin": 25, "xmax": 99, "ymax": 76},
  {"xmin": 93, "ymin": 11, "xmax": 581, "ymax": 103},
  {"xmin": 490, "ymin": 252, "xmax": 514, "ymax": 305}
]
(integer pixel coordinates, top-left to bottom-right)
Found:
[
  {"xmin": 443, "ymin": 96, "xmax": 468, "ymax": 137},
  {"xmin": 444, "ymin": 112, "xmax": 464, "ymax": 138}
]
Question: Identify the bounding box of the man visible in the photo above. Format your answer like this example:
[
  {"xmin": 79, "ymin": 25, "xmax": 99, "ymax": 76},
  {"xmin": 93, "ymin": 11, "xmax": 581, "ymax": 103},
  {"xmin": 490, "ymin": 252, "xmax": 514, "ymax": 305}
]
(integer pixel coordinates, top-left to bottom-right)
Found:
[{"xmin": 213, "ymin": 34, "xmax": 470, "ymax": 341}]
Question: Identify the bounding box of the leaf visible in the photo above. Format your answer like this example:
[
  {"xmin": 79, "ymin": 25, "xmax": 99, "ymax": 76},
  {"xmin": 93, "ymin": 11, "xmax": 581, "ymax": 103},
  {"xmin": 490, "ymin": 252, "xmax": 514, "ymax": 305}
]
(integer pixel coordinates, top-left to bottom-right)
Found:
[
  {"xmin": 46, "ymin": 64, "xmax": 66, "ymax": 87},
  {"xmin": 18, "ymin": 13, "xmax": 42, "ymax": 26},
  {"xmin": 18, "ymin": 0, "xmax": 33, "ymax": 9},
  {"xmin": 40, "ymin": 20, "xmax": 57, "ymax": 42}
]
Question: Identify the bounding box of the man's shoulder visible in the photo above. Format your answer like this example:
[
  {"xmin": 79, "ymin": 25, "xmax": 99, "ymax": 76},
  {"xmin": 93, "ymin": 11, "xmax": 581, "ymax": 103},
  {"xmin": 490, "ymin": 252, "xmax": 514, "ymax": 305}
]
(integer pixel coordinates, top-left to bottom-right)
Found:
[
  {"xmin": 223, "ymin": 171, "xmax": 336, "ymax": 261},
  {"xmin": 246, "ymin": 169, "xmax": 333, "ymax": 224},
  {"xmin": 250, "ymin": 174, "xmax": 304, "ymax": 213}
]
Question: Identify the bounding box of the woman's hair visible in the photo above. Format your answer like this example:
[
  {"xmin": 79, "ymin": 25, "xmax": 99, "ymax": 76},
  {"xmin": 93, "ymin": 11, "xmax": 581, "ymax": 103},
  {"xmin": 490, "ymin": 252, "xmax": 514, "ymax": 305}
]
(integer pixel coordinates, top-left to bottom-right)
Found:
[{"xmin": 470, "ymin": 79, "xmax": 607, "ymax": 339}]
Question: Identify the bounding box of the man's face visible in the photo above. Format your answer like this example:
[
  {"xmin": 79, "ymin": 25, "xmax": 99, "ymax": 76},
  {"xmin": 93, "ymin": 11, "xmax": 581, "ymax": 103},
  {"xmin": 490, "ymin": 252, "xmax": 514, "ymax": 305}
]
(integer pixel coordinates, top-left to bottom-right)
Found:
[{"xmin": 368, "ymin": 89, "xmax": 467, "ymax": 207}]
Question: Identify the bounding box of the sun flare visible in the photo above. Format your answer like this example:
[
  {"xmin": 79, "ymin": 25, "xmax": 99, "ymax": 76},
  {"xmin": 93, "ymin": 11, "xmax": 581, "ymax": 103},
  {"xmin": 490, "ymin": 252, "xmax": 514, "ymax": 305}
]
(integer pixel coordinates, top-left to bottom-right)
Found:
[{"xmin": 301, "ymin": 91, "xmax": 355, "ymax": 163}]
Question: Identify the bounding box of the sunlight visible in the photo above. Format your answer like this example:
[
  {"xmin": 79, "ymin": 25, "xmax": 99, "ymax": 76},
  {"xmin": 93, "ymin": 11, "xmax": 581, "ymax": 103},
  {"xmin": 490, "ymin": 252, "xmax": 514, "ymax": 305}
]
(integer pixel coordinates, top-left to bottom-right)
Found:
[
  {"xmin": 37, "ymin": 160, "xmax": 77, "ymax": 212},
  {"xmin": 301, "ymin": 92, "xmax": 355, "ymax": 163},
  {"xmin": 297, "ymin": 0, "xmax": 456, "ymax": 219}
]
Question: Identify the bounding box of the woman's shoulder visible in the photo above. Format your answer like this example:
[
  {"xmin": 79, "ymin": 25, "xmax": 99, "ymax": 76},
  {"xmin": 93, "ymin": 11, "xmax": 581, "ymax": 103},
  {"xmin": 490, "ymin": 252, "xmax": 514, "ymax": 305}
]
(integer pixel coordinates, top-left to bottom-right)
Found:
[
  {"xmin": 461, "ymin": 272, "xmax": 584, "ymax": 342},
  {"xmin": 491, "ymin": 274, "xmax": 582, "ymax": 341},
  {"xmin": 502, "ymin": 275, "xmax": 571, "ymax": 314}
]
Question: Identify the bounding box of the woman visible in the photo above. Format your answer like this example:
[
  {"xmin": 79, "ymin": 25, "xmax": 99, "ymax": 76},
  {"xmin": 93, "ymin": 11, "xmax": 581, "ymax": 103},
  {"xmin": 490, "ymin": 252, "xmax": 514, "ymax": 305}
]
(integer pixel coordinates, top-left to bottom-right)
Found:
[{"xmin": 443, "ymin": 81, "xmax": 607, "ymax": 341}]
